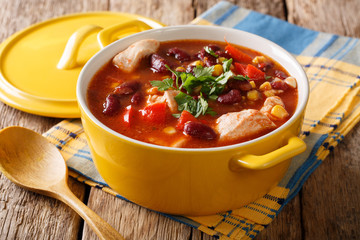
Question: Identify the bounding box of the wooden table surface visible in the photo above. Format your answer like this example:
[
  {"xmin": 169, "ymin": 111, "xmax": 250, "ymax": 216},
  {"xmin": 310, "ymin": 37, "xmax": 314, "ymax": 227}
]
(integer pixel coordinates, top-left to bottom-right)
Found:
[{"xmin": 0, "ymin": 0, "xmax": 359, "ymax": 239}]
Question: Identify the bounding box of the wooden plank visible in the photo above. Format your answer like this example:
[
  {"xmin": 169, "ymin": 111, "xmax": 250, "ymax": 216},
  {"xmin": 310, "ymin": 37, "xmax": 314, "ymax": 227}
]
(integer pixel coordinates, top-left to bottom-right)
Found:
[
  {"xmin": 0, "ymin": 0, "xmax": 107, "ymax": 239},
  {"xmin": 286, "ymin": 0, "xmax": 360, "ymax": 239},
  {"xmin": 300, "ymin": 123, "xmax": 360, "ymax": 239},
  {"xmin": 82, "ymin": 187, "xmax": 192, "ymax": 240},
  {"xmin": 194, "ymin": 0, "xmax": 286, "ymax": 20},
  {"xmin": 257, "ymin": 196, "xmax": 302, "ymax": 240},
  {"xmin": 286, "ymin": 0, "xmax": 360, "ymax": 37},
  {"xmin": 109, "ymin": 0, "xmax": 195, "ymax": 25}
]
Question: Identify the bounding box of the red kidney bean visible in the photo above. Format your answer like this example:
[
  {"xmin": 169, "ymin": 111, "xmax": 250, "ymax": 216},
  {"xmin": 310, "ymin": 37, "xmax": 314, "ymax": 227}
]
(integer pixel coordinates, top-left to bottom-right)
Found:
[
  {"xmin": 103, "ymin": 94, "xmax": 121, "ymax": 115},
  {"xmin": 167, "ymin": 47, "xmax": 191, "ymax": 62},
  {"xmin": 131, "ymin": 92, "xmax": 143, "ymax": 105},
  {"xmin": 274, "ymin": 70, "xmax": 287, "ymax": 79},
  {"xmin": 114, "ymin": 81, "xmax": 140, "ymax": 95},
  {"xmin": 206, "ymin": 44, "xmax": 220, "ymax": 52},
  {"xmin": 197, "ymin": 48, "xmax": 218, "ymax": 66},
  {"xmin": 227, "ymin": 79, "xmax": 252, "ymax": 92},
  {"xmin": 204, "ymin": 56, "xmax": 217, "ymax": 67},
  {"xmin": 217, "ymin": 89, "xmax": 242, "ymax": 104},
  {"xmin": 183, "ymin": 121, "xmax": 217, "ymax": 140},
  {"xmin": 258, "ymin": 62, "xmax": 274, "ymax": 72},
  {"xmin": 198, "ymin": 48, "xmax": 213, "ymax": 60},
  {"xmin": 271, "ymin": 78, "xmax": 288, "ymax": 90},
  {"xmin": 215, "ymin": 50, "xmax": 231, "ymax": 59},
  {"xmin": 150, "ymin": 54, "xmax": 169, "ymax": 73}
]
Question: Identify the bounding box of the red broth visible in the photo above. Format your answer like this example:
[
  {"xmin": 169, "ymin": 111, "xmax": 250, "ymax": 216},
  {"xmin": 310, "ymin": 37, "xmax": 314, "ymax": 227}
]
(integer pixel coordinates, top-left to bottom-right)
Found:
[{"xmin": 87, "ymin": 40, "xmax": 298, "ymax": 148}]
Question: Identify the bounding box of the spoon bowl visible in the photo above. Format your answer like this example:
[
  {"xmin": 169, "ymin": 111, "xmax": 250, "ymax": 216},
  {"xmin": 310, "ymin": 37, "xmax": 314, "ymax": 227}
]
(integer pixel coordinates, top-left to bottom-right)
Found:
[
  {"xmin": 0, "ymin": 126, "xmax": 124, "ymax": 240},
  {"xmin": 0, "ymin": 126, "xmax": 67, "ymax": 191}
]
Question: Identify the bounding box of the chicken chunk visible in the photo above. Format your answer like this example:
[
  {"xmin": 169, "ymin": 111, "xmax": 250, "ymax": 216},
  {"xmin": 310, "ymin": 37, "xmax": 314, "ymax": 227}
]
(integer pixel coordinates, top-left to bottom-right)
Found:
[
  {"xmin": 146, "ymin": 94, "xmax": 165, "ymax": 105},
  {"xmin": 163, "ymin": 90, "xmax": 179, "ymax": 113},
  {"xmin": 216, "ymin": 109, "xmax": 276, "ymax": 142},
  {"xmin": 260, "ymin": 96, "xmax": 286, "ymax": 119},
  {"xmin": 113, "ymin": 39, "xmax": 160, "ymax": 73},
  {"xmin": 146, "ymin": 90, "xmax": 179, "ymax": 113}
]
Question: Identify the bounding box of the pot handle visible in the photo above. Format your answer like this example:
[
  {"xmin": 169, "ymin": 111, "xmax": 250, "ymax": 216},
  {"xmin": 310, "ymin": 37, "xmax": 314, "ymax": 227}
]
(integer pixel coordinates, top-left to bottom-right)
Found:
[
  {"xmin": 57, "ymin": 19, "xmax": 155, "ymax": 70},
  {"xmin": 97, "ymin": 20, "xmax": 153, "ymax": 48},
  {"xmin": 230, "ymin": 136, "xmax": 306, "ymax": 171}
]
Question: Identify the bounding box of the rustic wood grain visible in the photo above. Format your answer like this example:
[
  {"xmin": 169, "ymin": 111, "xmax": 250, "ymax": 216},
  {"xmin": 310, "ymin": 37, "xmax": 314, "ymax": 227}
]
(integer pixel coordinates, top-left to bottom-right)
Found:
[
  {"xmin": 109, "ymin": 0, "xmax": 195, "ymax": 25},
  {"xmin": 194, "ymin": 0, "xmax": 286, "ymax": 19},
  {"xmin": 286, "ymin": 0, "xmax": 360, "ymax": 37},
  {"xmin": 0, "ymin": 0, "xmax": 359, "ymax": 239},
  {"xmin": 257, "ymin": 196, "xmax": 303, "ymax": 240},
  {"xmin": 0, "ymin": 174, "xmax": 84, "ymax": 240},
  {"xmin": 0, "ymin": 0, "xmax": 103, "ymax": 239},
  {"xmin": 300, "ymin": 122, "xmax": 360, "ymax": 239},
  {"xmin": 83, "ymin": 187, "xmax": 192, "ymax": 240},
  {"xmin": 285, "ymin": 1, "xmax": 360, "ymax": 239}
]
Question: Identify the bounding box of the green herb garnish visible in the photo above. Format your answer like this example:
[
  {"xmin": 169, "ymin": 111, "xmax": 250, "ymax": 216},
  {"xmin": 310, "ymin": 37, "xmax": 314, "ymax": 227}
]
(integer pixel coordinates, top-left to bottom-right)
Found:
[
  {"xmin": 149, "ymin": 78, "xmax": 174, "ymax": 91},
  {"xmin": 222, "ymin": 58, "xmax": 233, "ymax": 72},
  {"xmin": 150, "ymin": 58, "xmax": 245, "ymax": 118},
  {"xmin": 233, "ymin": 75, "xmax": 250, "ymax": 81},
  {"xmin": 204, "ymin": 46, "xmax": 219, "ymax": 58}
]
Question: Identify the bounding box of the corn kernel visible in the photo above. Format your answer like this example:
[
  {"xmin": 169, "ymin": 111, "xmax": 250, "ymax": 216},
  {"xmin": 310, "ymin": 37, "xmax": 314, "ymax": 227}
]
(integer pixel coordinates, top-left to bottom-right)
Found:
[
  {"xmin": 212, "ymin": 64, "xmax": 223, "ymax": 76},
  {"xmin": 264, "ymin": 90, "xmax": 276, "ymax": 97},
  {"xmin": 190, "ymin": 60, "xmax": 204, "ymax": 67},
  {"xmin": 175, "ymin": 66, "xmax": 186, "ymax": 72},
  {"xmin": 259, "ymin": 82, "xmax": 272, "ymax": 91},
  {"xmin": 110, "ymin": 82, "xmax": 119, "ymax": 88},
  {"xmin": 146, "ymin": 87, "xmax": 159, "ymax": 95},
  {"xmin": 163, "ymin": 126, "xmax": 176, "ymax": 134},
  {"xmin": 250, "ymin": 81, "xmax": 256, "ymax": 89},
  {"xmin": 162, "ymin": 75, "xmax": 171, "ymax": 79},
  {"xmin": 271, "ymin": 105, "xmax": 289, "ymax": 119},
  {"xmin": 217, "ymin": 57, "xmax": 226, "ymax": 64},
  {"xmin": 252, "ymin": 56, "xmax": 267, "ymax": 64},
  {"xmin": 285, "ymin": 76, "xmax": 297, "ymax": 88},
  {"xmin": 247, "ymin": 90, "xmax": 260, "ymax": 101}
]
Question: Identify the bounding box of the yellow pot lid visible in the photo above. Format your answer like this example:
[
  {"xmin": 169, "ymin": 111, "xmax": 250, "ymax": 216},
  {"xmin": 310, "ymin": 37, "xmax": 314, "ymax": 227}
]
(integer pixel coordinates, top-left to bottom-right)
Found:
[{"xmin": 0, "ymin": 12, "xmax": 164, "ymax": 118}]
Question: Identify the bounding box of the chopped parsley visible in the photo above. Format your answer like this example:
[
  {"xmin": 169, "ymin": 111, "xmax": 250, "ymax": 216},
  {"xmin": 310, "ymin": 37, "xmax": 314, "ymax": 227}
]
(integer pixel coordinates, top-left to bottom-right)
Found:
[
  {"xmin": 150, "ymin": 59, "xmax": 250, "ymax": 118},
  {"xmin": 204, "ymin": 46, "xmax": 219, "ymax": 58},
  {"xmin": 149, "ymin": 78, "xmax": 174, "ymax": 91},
  {"xmin": 222, "ymin": 58, "xmax": 233, "ymax": 72},
  {"xmin": 233, "ymin": 75, "xmax": 250, "ymax": 81}
]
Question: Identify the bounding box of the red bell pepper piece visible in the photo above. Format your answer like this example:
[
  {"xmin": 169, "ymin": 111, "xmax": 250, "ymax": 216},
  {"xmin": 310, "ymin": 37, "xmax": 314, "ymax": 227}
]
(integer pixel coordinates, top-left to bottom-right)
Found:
[
  {"xmin": 140, "ymin": 102, "xmax": 167, "ymax": 125},
  {"xmin": 122, "ymin": 105, "xmax": 134, "ymax": 127},
  {"xmin": 246, "ymin": 64, "xmax": 265, "ymax": 81},
  {"xmin": 225, "ymin": 42, "xmax": 252, "ymax": 63},
  {"xmin": 176, "ymin": 110, "xmax": 197, "ymax": 130}
]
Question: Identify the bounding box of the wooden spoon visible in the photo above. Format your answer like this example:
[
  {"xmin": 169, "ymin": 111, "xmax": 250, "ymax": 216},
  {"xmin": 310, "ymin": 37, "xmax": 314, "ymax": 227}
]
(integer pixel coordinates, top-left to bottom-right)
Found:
[{"xmin": 0, "ymin": 126, "xmax": 125, "ymax": 240}]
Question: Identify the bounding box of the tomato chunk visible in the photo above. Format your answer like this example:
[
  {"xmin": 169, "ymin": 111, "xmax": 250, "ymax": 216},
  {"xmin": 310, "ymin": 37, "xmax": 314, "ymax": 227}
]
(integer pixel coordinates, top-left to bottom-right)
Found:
[
  {"xmin": 176, "ymin": 110, "xmax": 198, "ymax": 130},
  {"xmin": 246, "ymin": 64, "xmax": 265, "ymax": 81},
  {"xmin": 225, "ymin": 43, "xmax": 252, "ymax": 63},
  {"xmin": 234, "ymin": 62, "xmax": 247, "ymax": 76},
  {"xmin": 141, "ymin": 102, "xmax": 167, "ymax": 124}
]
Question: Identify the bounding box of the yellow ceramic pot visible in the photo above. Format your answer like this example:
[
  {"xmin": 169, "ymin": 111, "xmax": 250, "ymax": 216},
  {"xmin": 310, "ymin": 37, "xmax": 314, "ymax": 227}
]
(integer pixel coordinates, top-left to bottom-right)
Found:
[{"xmin": 77, "ymin": 26, "xmax": 309, "ymax": 216}]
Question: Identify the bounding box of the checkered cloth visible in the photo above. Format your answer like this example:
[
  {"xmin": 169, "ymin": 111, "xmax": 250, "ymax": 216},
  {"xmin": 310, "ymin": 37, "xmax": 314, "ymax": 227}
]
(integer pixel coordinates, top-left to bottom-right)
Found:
[{"xmin": 44, "ymin": 1, "xmax": 360, "ymax": 239}]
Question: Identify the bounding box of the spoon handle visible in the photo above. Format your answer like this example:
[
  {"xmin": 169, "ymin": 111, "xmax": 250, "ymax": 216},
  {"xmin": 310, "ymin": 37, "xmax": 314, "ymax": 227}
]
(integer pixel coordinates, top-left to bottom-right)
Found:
[{"xmin": 52, "ymin": 184, "xmax": 125, "ymax": 240}]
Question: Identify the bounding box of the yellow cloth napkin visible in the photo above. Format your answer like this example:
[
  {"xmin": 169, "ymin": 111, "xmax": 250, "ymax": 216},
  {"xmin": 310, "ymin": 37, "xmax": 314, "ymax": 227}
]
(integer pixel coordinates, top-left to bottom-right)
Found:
[{"xmin": 44, "ymin": 2, "xmax": 360, "ymax": 239}]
